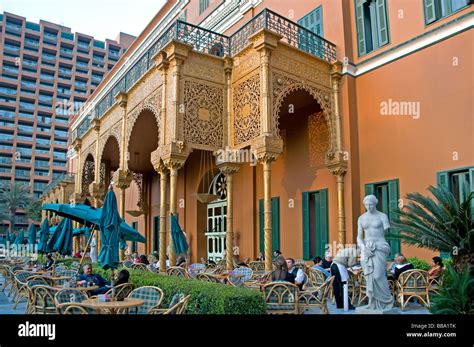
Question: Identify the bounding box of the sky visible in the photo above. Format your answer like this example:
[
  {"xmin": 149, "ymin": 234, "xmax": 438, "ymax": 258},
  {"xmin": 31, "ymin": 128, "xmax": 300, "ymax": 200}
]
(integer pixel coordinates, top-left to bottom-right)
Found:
[{"xmin": 0, "ymin": 0, "xmax": 167, "ymax": 41}]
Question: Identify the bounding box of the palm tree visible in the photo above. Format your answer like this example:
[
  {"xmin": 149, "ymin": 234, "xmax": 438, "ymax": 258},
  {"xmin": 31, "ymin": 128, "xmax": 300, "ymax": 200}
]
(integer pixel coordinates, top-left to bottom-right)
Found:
[
  {"xmin": 26, "ymin": 199, "xmax": 43, "ymax": 222},
  {"xmin": 0, "ymin": 182, "xmax": 31, "ymax": 233},
  {"xmin": 392, "ymin": 185, "xmax": 473, "ymax": 273}
]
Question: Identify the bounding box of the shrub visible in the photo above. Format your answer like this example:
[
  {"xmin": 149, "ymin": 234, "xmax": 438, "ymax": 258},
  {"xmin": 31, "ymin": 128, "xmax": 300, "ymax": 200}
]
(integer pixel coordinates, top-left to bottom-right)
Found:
[
  {"xmin": 93, "ymin": 266, "xmax": 266, "ymax": 314},
  {"xmin": 430, "ymin": 264, "xmax": 474, "ymax": 314},
  {"xmin": 407, "ymin": 257, "xmax": 430, "ymax": 271}
]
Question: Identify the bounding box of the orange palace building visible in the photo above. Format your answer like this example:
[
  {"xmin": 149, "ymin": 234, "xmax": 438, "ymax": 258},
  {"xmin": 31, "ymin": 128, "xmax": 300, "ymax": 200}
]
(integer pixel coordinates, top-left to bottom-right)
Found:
[{"xmin": 42, "ymin": 0, "xmax": 473, "ymax": 270}]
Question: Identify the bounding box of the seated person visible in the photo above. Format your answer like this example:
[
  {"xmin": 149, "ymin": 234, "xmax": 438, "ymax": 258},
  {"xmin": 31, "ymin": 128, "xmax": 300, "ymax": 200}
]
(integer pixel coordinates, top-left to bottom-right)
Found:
[
  {"xmin": 387, "ymin": 253, "xmax": 402, "ymax": 275},
  {"xmin": 312, "ymin": 256, "xmax": 331, "ymax": 279},
  {"xmin": 286, "ymin": 258, "xmax": 306, "ymax": 289},
  {"xmin": 321, "ymin": 253, "xmax": 333, "ymax": 271},
  {"xmin": 393, "ymin": 255, "xmax": 414, "ymax": 280},
  {"xmin": 176, "ymin": 254, "xmax": 187, "ymax": 267},
  {"xmin": 138, "ymin": 254, "xmax": 149, "ymax": 265},
  {"xmin": 76, "ymin": 264, "xmax": 110, "ymax": 295},
  {"xmin": 428, "ymin": 256, "xmax": 444, "ymax": 279},
  {"xmin": 43, "ymin": 254, "xmax": 55, "ymax": 270},
  {"xmin": 113, "ymin": 269, "xmax": 130, "ymax": 287}
]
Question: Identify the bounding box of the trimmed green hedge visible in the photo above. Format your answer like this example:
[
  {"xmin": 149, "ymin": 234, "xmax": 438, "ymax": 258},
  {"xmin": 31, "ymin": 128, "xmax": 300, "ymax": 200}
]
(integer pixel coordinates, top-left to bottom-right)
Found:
[
  {"xmin": 93, "ymin": 266, "xmax": 266, "ymax": 314},
  {"xmin": 407, "ymin": 257, "xmax": 430, "ymax": 271}
]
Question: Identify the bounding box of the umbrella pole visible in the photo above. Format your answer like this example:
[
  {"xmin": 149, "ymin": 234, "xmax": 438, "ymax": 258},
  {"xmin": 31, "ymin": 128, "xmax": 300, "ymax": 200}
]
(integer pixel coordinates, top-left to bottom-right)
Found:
[{"xmin": 77, "ymin": 228, "xmax": 96, "ymax": 275}]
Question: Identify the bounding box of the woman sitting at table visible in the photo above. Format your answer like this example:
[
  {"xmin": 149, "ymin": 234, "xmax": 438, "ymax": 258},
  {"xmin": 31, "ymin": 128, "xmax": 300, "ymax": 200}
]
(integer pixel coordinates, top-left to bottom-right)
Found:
[
  {"xmin": 76, "ymin": 264, "xmax": 110, "ymax": 295},
  {"xmin": 428, "ymin": 256, "xmax": 444, "ymax": 279}
]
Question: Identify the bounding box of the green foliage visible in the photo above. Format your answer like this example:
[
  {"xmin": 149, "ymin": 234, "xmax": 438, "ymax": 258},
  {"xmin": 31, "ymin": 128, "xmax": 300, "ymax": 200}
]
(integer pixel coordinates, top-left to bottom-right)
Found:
[
  {"xmin": 0, "ymin": 182, "xmax": 32, "ymax": 230},
  {"xmin": 430, "ymin": 264, "xmax": 474, "ymax": 314},
  {"xmin": 26, "ymin": 199, "xmax": 43, "ymax": 222},
  {"xmin": 392, "ymin": 186, "xmax": 474, "ymax": 270},
  {"xmin": 92, "ymin": 266, "xmax": 266, "ymax": 314},
  {"xmin": 407, "ymin": 257, "xmax": 430, "ymax": 271}
]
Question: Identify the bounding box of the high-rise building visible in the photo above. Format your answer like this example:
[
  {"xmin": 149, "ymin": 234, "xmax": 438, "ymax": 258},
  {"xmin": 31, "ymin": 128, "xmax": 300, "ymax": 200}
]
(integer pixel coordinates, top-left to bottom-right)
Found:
[{"xmin": 0, "ymin": 11, "xmax": 134, "ymax": 229}]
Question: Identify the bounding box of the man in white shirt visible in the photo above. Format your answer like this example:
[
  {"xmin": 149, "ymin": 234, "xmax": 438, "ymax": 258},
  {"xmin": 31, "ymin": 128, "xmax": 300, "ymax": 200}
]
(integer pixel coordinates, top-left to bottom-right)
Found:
[{"xmin": 286, "ymin": 258, "xmax": 306, "ymax": 290}]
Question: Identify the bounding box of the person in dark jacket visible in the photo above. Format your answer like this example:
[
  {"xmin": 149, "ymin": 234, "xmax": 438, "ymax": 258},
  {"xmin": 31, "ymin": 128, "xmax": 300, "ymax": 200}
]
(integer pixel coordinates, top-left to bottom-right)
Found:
[
  {"xmin": 393, "ymin": 255, "xmax": 414, "ymax": 280},
  {"xmin": 76, "ymin": 264, "xmax": 110, "ymax": 295}
]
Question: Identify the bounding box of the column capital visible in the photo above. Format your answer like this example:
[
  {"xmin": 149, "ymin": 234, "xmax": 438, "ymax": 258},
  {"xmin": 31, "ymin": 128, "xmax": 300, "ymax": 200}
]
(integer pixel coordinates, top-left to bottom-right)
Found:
[
  {"xmin": 151, "ymin": 142, "xmax": 191, "ymax": 171},
  {"xmin": 250, "ymin": 29, "xmax": 282, "ymax": 52},
  {"xmin": 223, "ymin": 56, "xmax": 233, "ymax": 74},
  {"xmin": 252, "ymin": 135, "xmax": 283, "ymax": 163},
  {"xmin": 162, "ymin": 40, "xmax": 193, "ymax": 65},
  {"xmin": 72, "ymin": 138, "xmax": 82, "ymax": 152},
  {"xmin": 217, "ymin": 161, "xmax": 241, "ymax": 176},
  {"xmin": 113, "ymin": 169, "xmax": 133, "ymax": 190},
  {"xmin": 330, "ymin": 61, "xmax": 343, "ymax": 80},
  {"xmin": 152, "ymin": 157, "xmax": 169, "ymax": 175},
  {"xmin": 92, "ymin": 118, "xmax": 100, "ymax": 132},
  {"xmin": 115, "ymin": 91, "xmax": 128, "ymax": 108}
]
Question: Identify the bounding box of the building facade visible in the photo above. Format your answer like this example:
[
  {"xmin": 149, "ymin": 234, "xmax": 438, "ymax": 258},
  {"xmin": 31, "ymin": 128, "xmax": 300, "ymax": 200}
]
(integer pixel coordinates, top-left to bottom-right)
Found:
[
  {"xmin": 57, "ymin": 0, "xmax": 471, "ymax": 270},
  {"xmin": 0, "ymin": 11, "xmax": 134, "ymax": 229}
]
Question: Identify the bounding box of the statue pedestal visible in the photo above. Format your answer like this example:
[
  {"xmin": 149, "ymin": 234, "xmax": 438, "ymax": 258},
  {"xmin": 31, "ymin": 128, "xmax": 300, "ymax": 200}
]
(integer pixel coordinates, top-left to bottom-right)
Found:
[{"xmin": 355, "ymin": 306, "xmax": 398, "ymax": 314}]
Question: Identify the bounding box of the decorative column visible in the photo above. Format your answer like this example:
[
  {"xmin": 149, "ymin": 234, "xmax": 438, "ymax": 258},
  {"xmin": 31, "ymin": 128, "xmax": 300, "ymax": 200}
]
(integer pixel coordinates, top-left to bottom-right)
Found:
[
  {"xmin": 115, "ymin": 170, "xmax": 132, "ymax": 260},
  {"xmin": 217, "ymin": 162, "xmax": 240, "ymax": 271},
  {"xmin": 152, "ymin": 157, "xmax": 168, "ymax": 273},
  {"xmin": 326, "ymin": 62, "xmax": 348, "ymax": 246},
  {"xmin": 71, "ymin": 139, "xmax": 83, "ymax": 204},
  {"xmin": 89, "ymin": 119, "xmax": 105, "ymax": 207},
  {"xmin": 253, "ymin": 137, "xmax": 283, "ymax": 272}
]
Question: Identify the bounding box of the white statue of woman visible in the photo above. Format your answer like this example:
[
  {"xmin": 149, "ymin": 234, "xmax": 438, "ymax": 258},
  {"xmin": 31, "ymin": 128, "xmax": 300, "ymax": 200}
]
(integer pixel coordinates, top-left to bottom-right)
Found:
[
  {"xmin": 357, "ymin": 195, "xmax": 393, "ymax": 311},
  {"xmin": 90, "ymin": 234, "xmax": 98, "ymax": 264}
]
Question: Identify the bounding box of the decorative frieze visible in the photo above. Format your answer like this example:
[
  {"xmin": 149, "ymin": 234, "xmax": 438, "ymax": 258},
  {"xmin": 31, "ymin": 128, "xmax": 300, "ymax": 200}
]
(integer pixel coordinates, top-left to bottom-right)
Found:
[{"xmin": 233, "ymin": 73, "xmax": 261, "ymax": 146}]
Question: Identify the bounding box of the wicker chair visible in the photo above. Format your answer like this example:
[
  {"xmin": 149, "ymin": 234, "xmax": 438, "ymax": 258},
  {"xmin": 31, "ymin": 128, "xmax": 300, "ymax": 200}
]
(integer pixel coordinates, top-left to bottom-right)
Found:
[
  {"xmin": 131, "ymin": 263, "xmax": 148, "ymax": 271},
  {"xmin": 196, "ymin": 273, "xmax": 221, "ymax": 283},
  {"xmin": 105, "ymin": 283, "xmax": 135, "ymax": 301},
  {"xmin": 227, "ymin": 267, "xmax": 254, "ymax": 288},
  {"xmin": 147, "ymin": 264, "xmax": 158, "ymax": 273},
  {"xmin": 54, "ymin": 288, "xmax": 89, "ymax": 313},
  {"xmin": 249, "ymin": 261, "xmax": 265, "ymax": 272},
  {"xmin": 347, "ymin": 270, "xmax": 359, "ymax": 305},
  {"xmin": 127, "ymin": 286, "xmax": 164, "ymax": 314},
  {"xmin": 59, "ymin": 303, "xmax": 96, "ymax": 314},
  {"xmin": 0, "ymin": 265, "xmax": 14, "ymax": 292},
  {"xmin": 299, "ymin": 276, "xmax": 335, "ymax": 314},
  {"xmin": 11, "ymin": 271, "xmax": 34, "ymax": 308},
  {"xmin": 188, "ymin": 263, "xmax": 206, "ymax": 278},
  {"xmin": 149, "ymin": 294, "xmax": 191, "ymax": 315},
  {"xmin": 396, "ymin": 269, "xmax": 430, "ymax": 310},
  {"xmin": 167, "ymin": 266, "xmax": 189, "ymax": 278},
  {"xmin": 31, "ymin": 285, "xmax": 60, "ymax": 314},
  {"xmin": 123, "ymin": 260, "xmax": 133, "ymax": 268},
  {"xmin": 262, "ymin": 281, "xmax": 300, "ymax": 314},
  {"xmin": 305, "ymin": 268, "xmax": 327, "ymax": 290}
]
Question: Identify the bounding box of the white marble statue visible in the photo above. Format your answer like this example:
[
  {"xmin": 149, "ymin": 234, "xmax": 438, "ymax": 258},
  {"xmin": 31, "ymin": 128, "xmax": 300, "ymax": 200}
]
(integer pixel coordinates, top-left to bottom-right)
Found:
[
  {"xmin": 357, "ymin": 195, "xmax": 394, "ymax": 311},
  {"xmin": 90, "ymin": 234, "xmax": 98, "ymax": 263}
]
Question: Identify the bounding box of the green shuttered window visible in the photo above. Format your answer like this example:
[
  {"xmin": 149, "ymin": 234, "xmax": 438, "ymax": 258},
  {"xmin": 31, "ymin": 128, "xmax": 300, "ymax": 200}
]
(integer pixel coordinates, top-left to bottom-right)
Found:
[
  {"xmin": 153, "ymin": 216, "xmax": 160, "ymax": 253},
  {"xmin": 302, "ymin": 189, "xmax": 329, "ymax": 260},
  {"xmin": 131, "ymin": 221, "xmax": 138, "ymax": 253},
  {"xmin": 423, "ymin": 0, "xmax": 470, "ymax": 24},
  {"xmin": 355, "ymin": 0, "xmax": 390, "ymax": 56},
  {"xmin": 259, "ymin": 197, "xmax": 280, "ymax": 254},
  {"xmin": 365, "ymin": 179, "xmax": 400, "ymax": 259},
  {"xmin": 298, "ymin": 6, "xmax": 324, "ymax": 36}
]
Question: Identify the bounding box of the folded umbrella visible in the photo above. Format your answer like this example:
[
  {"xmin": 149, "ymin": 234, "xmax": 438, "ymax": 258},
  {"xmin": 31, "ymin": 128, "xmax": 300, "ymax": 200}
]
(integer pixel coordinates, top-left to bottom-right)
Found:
[
  {"xmin": 170, "ymin": 214, "xmax": 188, "ymax": 255},
  {"xmin": 14, "ymin": 229, "xmax": 25, "ymax": 246},
  {"xmin": 27, "ymin": 223, "xmax": 37, "ymax": 245},
  {"xmin": 53, "ymin": 218, "xmax": 73, "ymax": 256},
  {"xmin": 38, "ymin": 219, "xmax": 50, "ymax": 254},
  {"xmin": 98, "ymin": 189, "xmax": 121, "ymax": 270}
]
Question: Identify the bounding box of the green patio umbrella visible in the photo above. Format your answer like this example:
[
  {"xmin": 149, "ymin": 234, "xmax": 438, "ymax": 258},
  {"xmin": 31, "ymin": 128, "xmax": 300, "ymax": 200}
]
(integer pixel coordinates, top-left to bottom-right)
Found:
[
  {"xmin": 38, "ymin": 219, "xmax": 50, "ymax": 254},
  {"xmin": 27, "ymin": 223, "xmax": 37, "ymax": 245},
  {"xmin": 8, "ymin": 229, "xmax": 15, "ymax": 244},
  {"xmin": 14, "ymin": 229, "xmax": 25, "ymax": 246},
  {"xmin": 47, "ymin": 218, "xmax": 70, "ymax": 253},
  {"xmin": 55, "ymin": 218, "xmax": 73, "ymax": 256},
  {"xmin": 170, "ymin": 214, "xmax": 188, "ymax": 255},
  {"xmin": 98, "ymin": 189, "xmax": 121, "ymax": 270},
  {"xmin": 43, "ymin": 203, "xmax": 146, "ymax": 243}
]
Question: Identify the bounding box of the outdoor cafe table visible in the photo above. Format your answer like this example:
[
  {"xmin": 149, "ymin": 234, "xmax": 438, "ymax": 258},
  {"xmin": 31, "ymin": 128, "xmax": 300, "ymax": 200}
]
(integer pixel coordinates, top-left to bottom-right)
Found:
[
  {"xmin": 81, "ymin": 298, "xmax": 145, "ymax": 314},
  {"xmin": 53, "ymin": 285, "xmax": 99, "ymax": 295}
]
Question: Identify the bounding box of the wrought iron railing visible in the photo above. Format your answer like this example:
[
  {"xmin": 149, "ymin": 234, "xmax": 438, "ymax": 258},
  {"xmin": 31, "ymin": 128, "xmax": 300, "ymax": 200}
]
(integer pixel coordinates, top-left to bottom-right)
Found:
[
  {"xmin": 72, "ymin": 8, "xmax": 336, "ymax": 142},
  {"xmin": 41, "ymin": 173, "xmax": 75, "ymax": 196}
]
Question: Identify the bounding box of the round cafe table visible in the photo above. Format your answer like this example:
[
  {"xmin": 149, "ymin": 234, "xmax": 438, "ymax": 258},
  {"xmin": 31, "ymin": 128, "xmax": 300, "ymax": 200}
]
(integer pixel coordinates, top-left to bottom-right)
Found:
[
  {"xmin": 81, "ymin": 297, "xmax": 144, "ymax": 314},
  {"xmin": 54, "ymin": 285, "xmax": 99, "ymax": 295}
]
